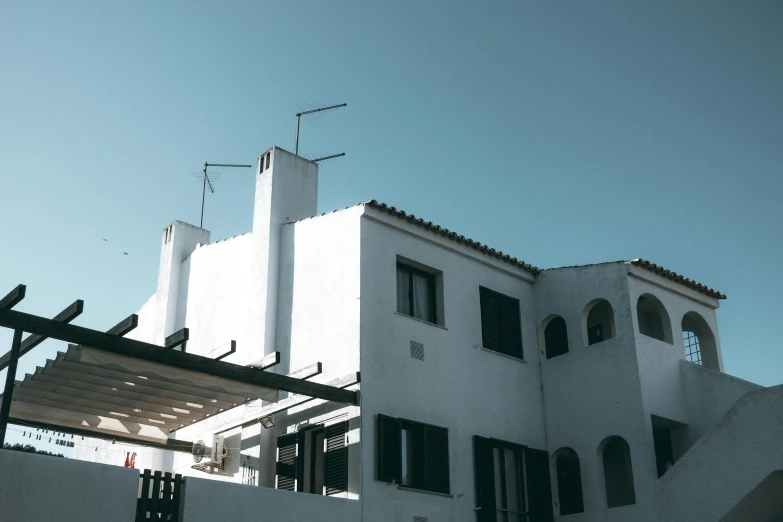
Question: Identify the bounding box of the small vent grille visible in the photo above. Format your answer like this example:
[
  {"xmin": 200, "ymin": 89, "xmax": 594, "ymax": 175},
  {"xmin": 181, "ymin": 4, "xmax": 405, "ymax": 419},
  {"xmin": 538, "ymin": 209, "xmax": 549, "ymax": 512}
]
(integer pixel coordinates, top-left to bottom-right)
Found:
[
  {"xmin": 413, "ymin": 517, "xmax": 428, "ymax": 522},
  {"xmin": 410, "ymin": 341, "xmax": 424, "ymax": 361}
]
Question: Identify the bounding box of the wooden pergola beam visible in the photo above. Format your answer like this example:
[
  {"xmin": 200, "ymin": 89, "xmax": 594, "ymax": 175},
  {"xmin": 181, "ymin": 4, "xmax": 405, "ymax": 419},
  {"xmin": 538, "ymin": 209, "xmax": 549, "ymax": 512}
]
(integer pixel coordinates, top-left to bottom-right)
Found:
[
  {"xmin": 0, "ymin": 285, "xmax": 26, "ymax": 310},
  {"xmin": 0, "ymin": 308, "xmax": 358, "ymax": 405},
  {"xmin": 106, "ymin": 314, "xmax": 139, "ymax": 337},
  {"xmin": 0, "ymin": 300, "xmax": 84, "ymax": 372}
]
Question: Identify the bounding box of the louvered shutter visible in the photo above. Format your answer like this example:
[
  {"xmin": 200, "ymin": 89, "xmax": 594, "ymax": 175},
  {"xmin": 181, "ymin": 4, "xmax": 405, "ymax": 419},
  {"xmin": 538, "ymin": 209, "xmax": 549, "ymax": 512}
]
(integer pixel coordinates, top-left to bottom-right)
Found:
[
  {"xmin": 423, "ymin": 426, "xmax": 449, "ymax": 494},
  {"xmin": 480, "ymin": 287, "xmax": 502, "ymax": 351},
  {"xmin": 377, "ymin": 414, "xmax": 402, "ymax": 483},
  {"xmin": 500, "ymin": 293, "xmax": 522, "ymax": 358},
  {"xmin": 525, "ymin": 447, "xmax": 554, "ymax": 522},
  {"xmin": 473, "ymin": 436, "xmax": 496, "ymax": 522},
  {"xmin": 325, "ymin": 421, "xmax": 349, "ymax": 495},
  {"xmin": 480, "ymin": 287, "xmax": 523, "ymax": 358},
  {"xmin": 276, "ymin": 433, "xmax": 298, "ymax": 491}
]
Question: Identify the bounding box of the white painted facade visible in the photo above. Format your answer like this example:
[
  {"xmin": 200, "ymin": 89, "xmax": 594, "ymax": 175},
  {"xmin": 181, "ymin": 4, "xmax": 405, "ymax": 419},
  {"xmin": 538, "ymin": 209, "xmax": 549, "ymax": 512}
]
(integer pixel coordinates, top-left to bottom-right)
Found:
[{"xmin": 65, "ymin": 145, "xmax": 782, "ymax": 522}]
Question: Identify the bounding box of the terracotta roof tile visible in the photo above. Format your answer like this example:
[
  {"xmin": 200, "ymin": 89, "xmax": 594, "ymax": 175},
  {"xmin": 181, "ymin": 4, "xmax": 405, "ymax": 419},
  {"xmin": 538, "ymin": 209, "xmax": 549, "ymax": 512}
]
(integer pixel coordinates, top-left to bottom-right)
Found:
[
  {"xmin": 364, "ymin": 200, "xmax": 540, "ymax": 275},
  {"xmin": 630, "ymin": 258, "xmax": 726, "ymax": 299}
]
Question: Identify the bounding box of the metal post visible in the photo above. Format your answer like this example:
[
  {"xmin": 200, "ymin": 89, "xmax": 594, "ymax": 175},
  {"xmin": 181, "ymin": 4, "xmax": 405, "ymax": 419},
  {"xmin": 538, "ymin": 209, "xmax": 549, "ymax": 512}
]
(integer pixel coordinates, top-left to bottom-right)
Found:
[
  {"xmin": 295, "ymin": 114, "xmax": 301, "ymax": 156},
  {"xmin": 200, "ymin": 162, "xmax": 207, "ymax": 228},
  {"xmin": 0, "ymin": 329, "xmax": 23, "ymax": 446}
]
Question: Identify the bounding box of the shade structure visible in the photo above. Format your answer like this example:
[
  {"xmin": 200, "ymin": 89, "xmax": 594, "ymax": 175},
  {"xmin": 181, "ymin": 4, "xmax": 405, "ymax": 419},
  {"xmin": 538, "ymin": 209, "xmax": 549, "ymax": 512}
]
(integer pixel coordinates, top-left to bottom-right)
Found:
[{"xmin": 4, "ymin": 345, "xmax": 279, "ymax": 444}]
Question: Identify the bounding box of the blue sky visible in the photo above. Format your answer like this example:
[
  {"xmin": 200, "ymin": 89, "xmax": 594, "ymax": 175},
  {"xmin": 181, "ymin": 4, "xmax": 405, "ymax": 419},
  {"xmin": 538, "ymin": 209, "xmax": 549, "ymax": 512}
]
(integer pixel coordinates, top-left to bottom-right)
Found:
[{"xmin": 1, "ymin": 1, "xmax": 781, "ymax": 452}]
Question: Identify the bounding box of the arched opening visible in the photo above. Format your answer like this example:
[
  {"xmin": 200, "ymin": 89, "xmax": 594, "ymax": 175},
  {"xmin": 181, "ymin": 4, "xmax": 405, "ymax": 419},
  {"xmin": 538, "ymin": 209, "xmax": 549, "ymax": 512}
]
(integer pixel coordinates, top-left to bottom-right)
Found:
[
  {"xmin": 585, "ymin": 299, "xmax": 615, "ymax": 345},
  {"xmin": 682, "ymin": 312, "xmax": 719, "ymax": 370},
  {"xmin": 555, "ymin": 448, "xmax": 584, "ymax": 515},
  {"xmin": 544, "ymin": 316, "xmax": 569, "ymax": 359},
  {"xmin": 636, "ymin": 294, "xmax": 673, "ymax": 344},
  {"xmin": 601, "ymin": 436, "xmax": 636, "ymax": 508}
]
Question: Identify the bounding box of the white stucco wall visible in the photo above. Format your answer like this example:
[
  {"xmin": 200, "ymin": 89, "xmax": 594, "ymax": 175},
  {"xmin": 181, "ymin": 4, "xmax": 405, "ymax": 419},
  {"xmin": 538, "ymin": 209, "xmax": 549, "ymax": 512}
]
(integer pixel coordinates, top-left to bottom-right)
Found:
[
  {"xmin": 181, "ymin": 477, "xmax": 361, "ymax": 522},
  {"xmin": 535, "ymin": 263, "xmax": 656, "ymax": 522},
  {"xmin": 0, "ymin": 451, "xmax": 139, "ymax": 522},
  {"xmin": 359, "ymin": 209, "xmax": 544, "ymax": 522},
  {"xmin": 656, "ymin": 385, "xmax": 783, "ymax": 522}
]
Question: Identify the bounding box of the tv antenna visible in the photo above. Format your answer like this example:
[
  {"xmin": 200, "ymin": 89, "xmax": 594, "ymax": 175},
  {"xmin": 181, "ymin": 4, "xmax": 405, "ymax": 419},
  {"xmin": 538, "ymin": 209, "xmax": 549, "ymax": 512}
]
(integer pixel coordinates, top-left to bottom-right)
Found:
[
  {"xmin": 295, "ymin": 102, "xmax": 346, "ymax": 156},
  {"xmin": 194, "ymin": 162, "xmax": 252, "ymax": 228}
]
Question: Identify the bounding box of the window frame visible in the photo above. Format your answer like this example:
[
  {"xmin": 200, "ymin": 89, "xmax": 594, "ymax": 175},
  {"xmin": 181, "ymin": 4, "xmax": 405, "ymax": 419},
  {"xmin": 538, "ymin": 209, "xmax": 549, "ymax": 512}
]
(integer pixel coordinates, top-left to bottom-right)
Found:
[
  {"xmin": 377, "ymin": 414, "xmax": 450, "ymax": 495},
  {"xmin": 473, "ymin": 435, "xmax": 554, "ymax": 522},
  {"xmin": 275, "ymin": 420, "xmax": 349, "ymax": 496},
  {"xmin": 479, "ymin": 286, "xmax": 524, "ymax": 360},
  {"xmin": 397, "ymin": 262, "xmax": 438, "ymax": 324}
]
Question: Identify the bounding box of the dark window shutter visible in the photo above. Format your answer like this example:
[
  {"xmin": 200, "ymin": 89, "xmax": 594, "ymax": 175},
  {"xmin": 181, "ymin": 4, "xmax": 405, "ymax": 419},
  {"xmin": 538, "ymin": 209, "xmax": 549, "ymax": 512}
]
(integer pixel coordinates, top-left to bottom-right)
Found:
[
  {"xmin": 480, "ymin": 287, "xmax": 502, "ymax": 351},
  {"xmin": 276, "ymin": 433, "xmax": 298, "ymax": 491},
  {"xmin": 480, "ymin": 287, "xmax": 523, "ymax": 358},
  {"xmin": 525, "ymin": 447, "xmax": 554, "ymax": 522},
  {"xmin": 500, "ymin": 294, "xmax": 522, "ymax": 358},
  {"xmin": 423, "ymin": 426, "xmax": 450, "ymax": 494},
  {"xmin": 325, "ymin": 421, "xmax": 349, "ymax": 496},
  {"xmin": 473, "ymin": 436, "xmax": 496, "ymax": 522},
  {"xmin": 377, "ymin": 414, "xmax": 402, "ymax": 483}
]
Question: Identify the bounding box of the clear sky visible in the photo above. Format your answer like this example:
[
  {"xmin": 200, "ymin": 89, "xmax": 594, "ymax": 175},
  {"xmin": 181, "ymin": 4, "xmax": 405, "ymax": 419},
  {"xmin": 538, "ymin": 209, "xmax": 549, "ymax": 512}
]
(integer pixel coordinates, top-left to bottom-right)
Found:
[{"xmin": 1, "ymin": 1, "xmax": 782, "ymax": 453}]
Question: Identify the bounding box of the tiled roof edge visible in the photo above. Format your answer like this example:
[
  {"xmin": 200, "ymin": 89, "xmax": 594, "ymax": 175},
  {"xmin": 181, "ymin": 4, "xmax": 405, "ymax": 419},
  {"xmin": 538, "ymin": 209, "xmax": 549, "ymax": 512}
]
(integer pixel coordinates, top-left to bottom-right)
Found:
[
  {"xmin": 364, "ymin": 200, "xmax": 541, "ymax": 275},
  {"xmin": 630, "ymin": 258, "xmax": 726, "ymax": 299}
]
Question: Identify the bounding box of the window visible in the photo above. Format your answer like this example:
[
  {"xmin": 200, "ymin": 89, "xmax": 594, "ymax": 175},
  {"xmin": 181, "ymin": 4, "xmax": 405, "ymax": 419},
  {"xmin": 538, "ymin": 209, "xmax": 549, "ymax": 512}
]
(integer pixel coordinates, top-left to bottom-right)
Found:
[
  {"xmin": 651, "ymin": 416, "xmax": 676, "ymax": 478},
  {"xmin": 479, "ymin": 286, "xmax": 523, "ymax": 358},
  {"xmin": 377, "ymin": 414, "xmax": 449, "ymax": 494},
  {"xmin": 636, "ymin": 294, "xmax": 672, "ymax": 343},
  {"xmin": 555, "ymin": 448, "xmax": 584, "ymax": 515},
  {"xmin": 276, "ymin": 421, "xmax": 348, "ymax": 496},
  {"xmin": 544, "ymin": 316, "xmax": 569, "ymax": 359},
  {"xmin": 474, "ymin": 436, "xmax": 554, "ymax": 522},
  {"xmin": 585, "ymin": 299, "xmax": 615, "ymax": 345},
  {"xmin": 397, "ymin": 263, "xmax": 437, "ymax": 324},
  {"xmin": 682, "ymin": 312, "xmax": 719, "ymax": 370},
  {"xmin": 601, "ymin": 436, "xmax": 636, "ymax": 507}
]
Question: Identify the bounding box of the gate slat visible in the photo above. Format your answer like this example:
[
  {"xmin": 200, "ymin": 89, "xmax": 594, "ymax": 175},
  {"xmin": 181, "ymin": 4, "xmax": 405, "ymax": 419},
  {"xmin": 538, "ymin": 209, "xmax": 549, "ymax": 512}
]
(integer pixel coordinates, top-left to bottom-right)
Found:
[
  {"xmin": 149, "ymin": 471, "xmax": 162, "ymax": 520},
  {"xmin": 171, "ymin": 474, "xmax": 183, "ymax": 522},
  {"xmin": 161, "ymin": 472, "xmax": 172, "ymax": 520},
  {"xmin": 137, "ymin": 469, "xmax": 152, "ymax": 521}
]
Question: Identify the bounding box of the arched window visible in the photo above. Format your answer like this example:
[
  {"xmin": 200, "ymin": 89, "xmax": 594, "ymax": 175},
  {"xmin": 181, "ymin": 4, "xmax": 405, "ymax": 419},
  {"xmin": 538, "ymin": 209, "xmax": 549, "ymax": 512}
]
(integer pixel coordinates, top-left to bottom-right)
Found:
[
  {"xmin": 585, "ymin": 299, "xmax": 615, "ymax": 345},
  {"xmin": 636, "ymin": 294, "xmax": 672, "ymax": 344},
  {"xmin": 601, "ymin": 436, "xmax": 636, "ymax": 507},
  {"xmin": 682, "ymin": 312, "xmax": 719, "ymax": 370},
  {"xmin": 544, "ymin": 316, "xmax": 569, "ymax": 359},
  {"xmin": 555, "ymin": 448, "xmax": 584, "ymax": 515}
]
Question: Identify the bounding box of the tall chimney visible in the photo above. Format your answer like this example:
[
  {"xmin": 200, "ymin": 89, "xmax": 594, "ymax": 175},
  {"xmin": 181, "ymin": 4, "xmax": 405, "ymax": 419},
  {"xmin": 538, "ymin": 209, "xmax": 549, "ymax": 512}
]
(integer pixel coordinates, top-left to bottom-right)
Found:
[{"xmin": 247, "ymin": 147, "xmax": 318, "ymax": 363}]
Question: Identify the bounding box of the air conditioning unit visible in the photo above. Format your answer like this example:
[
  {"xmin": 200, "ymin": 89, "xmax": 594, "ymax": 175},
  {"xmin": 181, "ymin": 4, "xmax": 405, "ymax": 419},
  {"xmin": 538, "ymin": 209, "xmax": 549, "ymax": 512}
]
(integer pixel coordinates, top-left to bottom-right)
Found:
[{"xmin": 191, "ymin": 434, "xmax": 230, "ymax": 475}]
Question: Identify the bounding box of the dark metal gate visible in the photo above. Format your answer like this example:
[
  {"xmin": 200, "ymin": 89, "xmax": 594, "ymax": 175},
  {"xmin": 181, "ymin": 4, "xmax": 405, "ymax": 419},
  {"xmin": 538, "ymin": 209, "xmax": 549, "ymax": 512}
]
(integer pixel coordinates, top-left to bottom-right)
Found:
[{"xmin": 136, "ymin": 469, "xmax": 183, "ymax": 521}]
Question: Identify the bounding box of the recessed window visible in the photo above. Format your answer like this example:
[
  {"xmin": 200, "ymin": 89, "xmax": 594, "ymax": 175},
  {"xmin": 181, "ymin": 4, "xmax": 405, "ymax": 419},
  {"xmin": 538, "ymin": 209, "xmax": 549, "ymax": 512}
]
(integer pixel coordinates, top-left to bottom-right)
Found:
[
  {"xmin": 601, "ymin": 436, "xmax": 636, "ymax": 508},
  {"xmin": 682, "ymin": 312, "xmax": 719, "ymax": 370},
  {"xmin": 474, "ymin": 436, "xmax": 554, "ymax": 522},
  {"xmin": 585, "ymin": 299, "xmax": 615, "ymax": 345},
  {"xmin": 275, "ymin": 421, "xmax": 348, "ymax": 496},
  {"xmin": 637, "ymin": 294, "xmax": 673, "ymax": 344},
  {"xmin": 397, "ymin": 262, "xmax": 437, "ymax": 324},
  {"xmin": 479, "ymin": 286, "xmax": 523, "ymax": 359},
  {"xmin": 377, "ymin": 414, "xmax": 449, "ymax": 494},
  {"xmin": 544, "ymin": 316, "xmax": 569, "ymax": 359},
  {"xmin": 555, "ymin": 448, "xmax": 584, "ymax": 515}
]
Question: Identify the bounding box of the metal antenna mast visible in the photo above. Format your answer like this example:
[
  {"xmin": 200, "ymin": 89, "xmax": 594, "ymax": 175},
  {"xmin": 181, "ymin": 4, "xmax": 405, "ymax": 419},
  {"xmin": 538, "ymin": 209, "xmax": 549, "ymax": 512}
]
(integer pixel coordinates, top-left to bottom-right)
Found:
[
  {"xmin": 295, "ymin": 102, "xmax": 346, "ymax": 156},
  {"xmin": 199, "ymin": 162, "xmax": 252, "ymax": 228}
]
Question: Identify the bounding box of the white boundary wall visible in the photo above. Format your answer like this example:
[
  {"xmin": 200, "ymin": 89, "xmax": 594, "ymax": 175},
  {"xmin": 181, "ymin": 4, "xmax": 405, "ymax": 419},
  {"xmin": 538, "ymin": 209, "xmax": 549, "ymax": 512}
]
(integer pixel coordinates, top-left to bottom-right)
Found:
[{"xmin": 0, "ymin": 450, "xmax": 139, "ymax": 522}]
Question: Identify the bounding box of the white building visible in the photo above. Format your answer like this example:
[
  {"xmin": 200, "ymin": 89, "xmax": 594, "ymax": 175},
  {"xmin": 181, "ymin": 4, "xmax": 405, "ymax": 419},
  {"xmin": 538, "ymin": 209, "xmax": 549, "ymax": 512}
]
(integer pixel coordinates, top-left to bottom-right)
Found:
[{"xmin": 67, "ymin": 146, "xmax": 783, "ymax": 522}]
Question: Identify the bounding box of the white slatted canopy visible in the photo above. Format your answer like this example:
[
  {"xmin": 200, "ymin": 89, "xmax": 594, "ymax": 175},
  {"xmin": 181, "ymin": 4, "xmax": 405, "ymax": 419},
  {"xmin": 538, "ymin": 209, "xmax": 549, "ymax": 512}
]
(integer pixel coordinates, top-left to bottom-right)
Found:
[
  {"xmin": 6, "ymin": 345, "xmax": 278, "ymax": 444},
  {"xmin": 0, "ymin": 304, "xmax": 359, "ymax": 449}
]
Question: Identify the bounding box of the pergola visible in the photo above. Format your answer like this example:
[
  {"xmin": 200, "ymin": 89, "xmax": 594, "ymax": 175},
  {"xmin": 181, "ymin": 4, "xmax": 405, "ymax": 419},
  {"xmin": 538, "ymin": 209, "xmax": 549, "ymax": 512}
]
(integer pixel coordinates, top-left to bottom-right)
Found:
[{"xmin": 0, "ymin": 284, "xmax": 359, "ymax": 453}]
